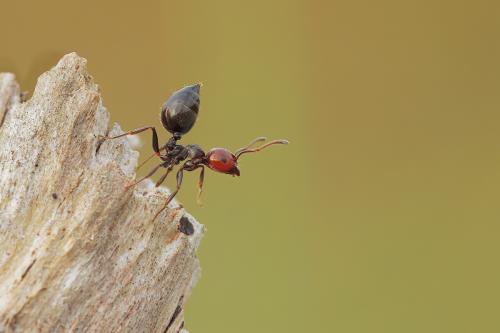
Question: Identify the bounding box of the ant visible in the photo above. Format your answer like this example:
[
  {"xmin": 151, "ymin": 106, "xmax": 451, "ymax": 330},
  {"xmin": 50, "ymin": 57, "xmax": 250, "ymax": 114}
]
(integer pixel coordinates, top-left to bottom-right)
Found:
[{"xmin": 99, "ymin": 84, "xmax": 288, "ymax": 220}]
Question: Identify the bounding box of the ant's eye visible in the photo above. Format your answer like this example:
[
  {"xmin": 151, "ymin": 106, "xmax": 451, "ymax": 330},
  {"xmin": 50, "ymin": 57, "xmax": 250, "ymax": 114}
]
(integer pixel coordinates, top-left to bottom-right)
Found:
[{"xmin": 161, "ymin": 84, "xmax": 200, "ymax": 135}]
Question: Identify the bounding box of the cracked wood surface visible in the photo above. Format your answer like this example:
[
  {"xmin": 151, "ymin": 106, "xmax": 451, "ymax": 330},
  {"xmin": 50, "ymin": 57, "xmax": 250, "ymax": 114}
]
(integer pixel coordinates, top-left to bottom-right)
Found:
[{"xmin": 0, "ymin": 53, "xmax": 202, "ymax": 333}]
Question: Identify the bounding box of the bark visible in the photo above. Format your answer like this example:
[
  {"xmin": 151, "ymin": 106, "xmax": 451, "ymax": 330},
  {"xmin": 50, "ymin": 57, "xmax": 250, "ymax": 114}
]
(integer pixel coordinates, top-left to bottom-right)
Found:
[{"xmin": 0, "ymin": 53, "xmax": 202, "ymax": 333}]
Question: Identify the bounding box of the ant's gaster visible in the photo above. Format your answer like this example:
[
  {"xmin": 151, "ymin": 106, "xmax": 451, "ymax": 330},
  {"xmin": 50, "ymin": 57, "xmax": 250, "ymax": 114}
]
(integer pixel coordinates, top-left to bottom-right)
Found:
[{"xmin": 99, "ymin": 84, "xmax": 288, "ymax": 220}]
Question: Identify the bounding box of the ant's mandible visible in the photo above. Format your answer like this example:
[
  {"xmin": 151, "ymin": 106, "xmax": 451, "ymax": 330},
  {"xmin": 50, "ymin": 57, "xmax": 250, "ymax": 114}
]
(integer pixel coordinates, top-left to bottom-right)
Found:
[{"xmin": 99, "ymin": 84, "xmax": 288, "ymax": 220}]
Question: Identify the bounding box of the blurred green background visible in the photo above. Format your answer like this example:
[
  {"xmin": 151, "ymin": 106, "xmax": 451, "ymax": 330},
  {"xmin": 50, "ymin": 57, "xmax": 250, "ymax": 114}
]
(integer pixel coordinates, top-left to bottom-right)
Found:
[{"xmin": 2, "ymin": 1, "xmax": 500, "ymax": 332}]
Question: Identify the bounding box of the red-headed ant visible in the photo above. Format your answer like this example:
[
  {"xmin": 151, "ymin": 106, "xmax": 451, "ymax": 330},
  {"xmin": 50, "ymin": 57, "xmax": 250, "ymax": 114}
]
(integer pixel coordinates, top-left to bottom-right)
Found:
[{"xmin": 99, "ymin": 84, "xmax": 288, "ymax": 220}]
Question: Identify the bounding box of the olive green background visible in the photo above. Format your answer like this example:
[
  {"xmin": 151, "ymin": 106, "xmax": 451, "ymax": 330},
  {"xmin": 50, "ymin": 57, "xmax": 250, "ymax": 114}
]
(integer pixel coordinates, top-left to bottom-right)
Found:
[{"xmin": 2, "ymin": 1, "xmax": 500, "ymax": 332}]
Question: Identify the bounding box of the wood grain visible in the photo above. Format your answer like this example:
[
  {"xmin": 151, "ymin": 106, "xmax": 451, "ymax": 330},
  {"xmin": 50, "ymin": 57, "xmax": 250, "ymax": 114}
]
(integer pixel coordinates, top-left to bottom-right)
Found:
[{"xmin": 0, "ymin": 53, "xmax": 203, "ymax": 333}]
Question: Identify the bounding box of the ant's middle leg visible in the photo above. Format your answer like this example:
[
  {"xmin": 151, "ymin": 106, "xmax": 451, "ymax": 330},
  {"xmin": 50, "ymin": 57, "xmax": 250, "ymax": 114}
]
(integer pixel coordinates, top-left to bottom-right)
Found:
[
  {"xmin": 124, "ymin": 163, "xmax": 163, "ymax": 191},
  {"xmin": 153, "ymin": 167, "xmax": 184, "ymax": 221},
  {"xmin": 155, "ymin": 166, "xmax": 173, "ymax": 187},
  {"xmin": 100, "ymin": 126, "xmax": 160, "ymax": 155},
  {"xmin": 137, "ymin": 146, "xmax": 166, "ymax": 172}
]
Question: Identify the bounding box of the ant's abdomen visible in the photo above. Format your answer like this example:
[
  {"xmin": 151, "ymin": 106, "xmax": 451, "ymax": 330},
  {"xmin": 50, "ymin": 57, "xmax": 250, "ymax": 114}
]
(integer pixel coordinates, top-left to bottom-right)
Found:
[{"xmin": 161, "ymin": 84, "xmax": 201, "ymax": 136}]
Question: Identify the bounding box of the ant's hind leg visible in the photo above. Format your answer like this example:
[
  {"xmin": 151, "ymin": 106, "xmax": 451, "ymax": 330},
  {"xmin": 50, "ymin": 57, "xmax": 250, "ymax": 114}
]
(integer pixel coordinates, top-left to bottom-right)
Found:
[
  {"xmin": 100, "ymin": 126, "xmax": 160, "ymax": 154},
  {"xmin": 124, "ymin": 163, "xmax": 163, "ymax": 191}
]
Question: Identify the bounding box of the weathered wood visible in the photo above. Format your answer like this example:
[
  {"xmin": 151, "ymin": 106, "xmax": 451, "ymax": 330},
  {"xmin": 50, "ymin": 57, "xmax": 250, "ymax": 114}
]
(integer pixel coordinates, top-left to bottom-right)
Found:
[{"xmin": 0, "ymin": 53, "xmax": 202, "ymax": 333}]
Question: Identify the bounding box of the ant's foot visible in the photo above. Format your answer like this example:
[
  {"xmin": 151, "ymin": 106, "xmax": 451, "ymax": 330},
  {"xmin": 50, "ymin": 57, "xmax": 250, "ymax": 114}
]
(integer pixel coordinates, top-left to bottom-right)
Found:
[
  {"xmin": 124, "ymin": 183, "xmax": 135, "ymax": 192},
  {"xmin": 97, "ymin": 135, "xmax": 108, "ymax": 145}
]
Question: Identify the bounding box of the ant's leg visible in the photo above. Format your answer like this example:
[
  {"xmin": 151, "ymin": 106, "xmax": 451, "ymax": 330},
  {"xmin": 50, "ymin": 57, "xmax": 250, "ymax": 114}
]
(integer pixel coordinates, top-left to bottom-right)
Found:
[
  {"xmin": 235, "ymin": 139, "xmax": 289, "ymax": 159},
  {"xmin": 153, "ymin": 167, "xmax": 184, "ymax": 221},
  {"xmin": 100, "ymin": 126, "xmax": 160, "ymax": 154},
  {"xmin": 234, "ymin": 137, "xmax": 267, "ymax": 156},
  {"xmin": 125, "ymin": 163, "xmax": 163, "ymax": 191},
  {"xmin": 155, "ymin": 166, "xmax": 173, "ymax": 187},
  {"xmin": 137, "ymin": 146, "xmax": 166, "ymax": 171},
  {"xmin": 196, "ymin": 166, "xmax": 205, "ymax": 205}
]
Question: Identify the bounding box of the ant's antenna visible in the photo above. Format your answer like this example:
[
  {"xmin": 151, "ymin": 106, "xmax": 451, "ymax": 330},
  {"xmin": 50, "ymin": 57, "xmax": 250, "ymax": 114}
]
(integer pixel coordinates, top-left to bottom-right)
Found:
[
  {"xmin": 234, "ymin": 137, "xmax": 266, "ymax": 156},
  {"xmin": 235, "ymin": 137, "xmax": 289, "ymax": 160}
]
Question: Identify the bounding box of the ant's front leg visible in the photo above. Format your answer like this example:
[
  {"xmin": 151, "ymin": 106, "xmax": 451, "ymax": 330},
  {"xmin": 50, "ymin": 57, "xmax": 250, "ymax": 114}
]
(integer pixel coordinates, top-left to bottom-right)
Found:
[
  {"xmin": 99, "ymin": 126, "xmax": 160, "ymax": 155},
  {"xmin": 197, "ymin": 166, "xmax": 205, "ymax": 205}
]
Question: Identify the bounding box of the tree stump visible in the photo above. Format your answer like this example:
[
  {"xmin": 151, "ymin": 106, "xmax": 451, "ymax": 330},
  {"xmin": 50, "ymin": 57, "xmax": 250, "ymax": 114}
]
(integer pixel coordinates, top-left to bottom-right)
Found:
[{"xmin": 0, "ymin": 53, "xmax": 203, "ymax": 333}]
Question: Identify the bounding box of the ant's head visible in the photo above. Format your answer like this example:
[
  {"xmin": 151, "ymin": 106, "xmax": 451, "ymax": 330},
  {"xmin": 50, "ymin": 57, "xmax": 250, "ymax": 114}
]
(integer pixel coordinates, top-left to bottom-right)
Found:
[
  {"xmin": 161, "ymin": 83, "xmax": 201, "ymax": 136},
  {"xmin": 205, "ymin": 137, "xmax": 289, "ymax": 177},
  {"xmin": 206, "ymin": 148, "xmax": 240, "ymax": 176}
]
